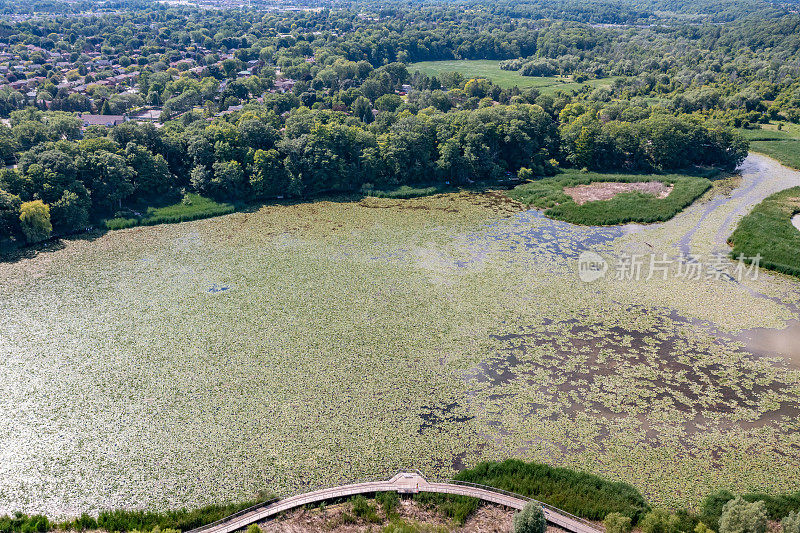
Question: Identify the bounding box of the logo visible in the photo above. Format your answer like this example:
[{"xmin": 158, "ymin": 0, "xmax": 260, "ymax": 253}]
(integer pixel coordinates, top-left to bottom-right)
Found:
[{"xmin": 578, "ymin": 251, "xmax": 608, "ymax": 282}]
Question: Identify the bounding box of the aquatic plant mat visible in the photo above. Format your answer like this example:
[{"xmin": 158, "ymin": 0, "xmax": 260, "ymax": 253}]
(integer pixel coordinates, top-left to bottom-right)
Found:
[{"xmin": 1, "ymin": 154, "xmax": 800, "ymax": 516}]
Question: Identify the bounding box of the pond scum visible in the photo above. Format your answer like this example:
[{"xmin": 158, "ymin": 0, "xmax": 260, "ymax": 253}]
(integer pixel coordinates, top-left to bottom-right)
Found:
[{"xmin": 1, "ymin": 156, "xmax": 800, "ymax": 517}]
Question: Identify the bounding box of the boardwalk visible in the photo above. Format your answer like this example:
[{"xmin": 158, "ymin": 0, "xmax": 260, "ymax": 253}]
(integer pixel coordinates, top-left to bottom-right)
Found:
[{"xmin": 189, "ymin": 472, "xmax": 602, "ymax": 533}]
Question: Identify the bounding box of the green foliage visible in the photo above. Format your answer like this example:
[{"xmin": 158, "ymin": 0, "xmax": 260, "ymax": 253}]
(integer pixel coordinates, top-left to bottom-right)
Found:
[
  {"xmin": 695, "ymin": 522, "xmax": 715, "ymax": 533},
  {"xmin": 605, "ymin": 512, "xmax": 633, "ymax": 533},
  {"xmin": 783, "ymin": 511, "xmax": 800, "ymax": 533},
  {"xmin": 513, "ymin": 502, "xmax": 547, "ymax": 533},
  {"xmin": 381, "ymin": 518, "xmax": 447, "ymax": 533},
  {"xmin": 250, "ymin": 149, "xmax": 289, "ymax": 199},
  {"xmin": 454, "ymin": 459, "xmax": 649, "ymax": 522},
  {"xmin": 92, "ymin": 496, "xmax": 272, "ymax": 532},
  {"xmin": 728, "ymin": 187, "xmax": 800, "ymax": 277},
  {"xmin": 376, "ymin": 491, "xmax": 400, "ymax": 517},
  {"xmin": 0, "ymin": 187, "xmax": 21, "ymax": 239},
  {"xmin": 245, "ymin": 524, "xmax": 260, "ymax": 533},
  {"xmin": 640, "ymin": 509, "xmax": 681, "ymax": 533},
  {"xmin": 0, "ymin": 513, "xmax": 50, "ymax": 533},
  {"xmin": 701, "ymin": 491, "xmax": 737, "ymax": 531},
  {"xmin": 507, "ymin": 170, "xmax": 711, "ymax": 225},
  {"xmin": 412, "ymin": 492, "xmax": 479, "ymax": 526},
  {"xmin": 703, "ymin": 491, "xmax": 800, "ymax": 531},
  {"xmin": 363, "ymin": 184, "xmax": 446, "ymax": 199},
  {"xmin": 749, "ymin": 141, "xmax": 800, "ymax": 171},
  {"xmin": 50, "ymin": 189, "xmax": 90, "ymax": 235},
  {"xmin": 351, "ymin": 495, "xmax": 380, "ymax": 523},
  {"xmin": 19, "ymin": 200, "xmax": 52, "ymax": 243},
  {"xmin": 719, "ymin": 498, "xmax": 767, "ymax": 533},
  {"xmin": 104, "ymin": 194, "xmax": 235, "ymax": 230}
]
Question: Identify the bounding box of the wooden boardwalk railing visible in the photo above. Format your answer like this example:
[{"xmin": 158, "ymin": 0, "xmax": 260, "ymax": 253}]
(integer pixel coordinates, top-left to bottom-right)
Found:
[{"xmin": 188, "ymin": 472, "xmax": 602, "ymax": 533}]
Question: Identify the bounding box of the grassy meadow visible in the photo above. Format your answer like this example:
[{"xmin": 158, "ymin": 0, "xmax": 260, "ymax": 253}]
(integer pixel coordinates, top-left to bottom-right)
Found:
[
  {"xmin": 506, "ymin": 170, "xmax": 712, "ymax": 225},
  {"xmin": 408, "ymin": 59, "xmax": 623, "ymax": 93},
  {"xmin": 739, "ymin": 123, "xmax": 800, "ymax": 170},
  {"xmin": 1, "ymin": 157, "xmax": 800, "ymax": 517},
  {"xmin": 728, "ymin": 186, "xmax": 800, "ymax": 277}
]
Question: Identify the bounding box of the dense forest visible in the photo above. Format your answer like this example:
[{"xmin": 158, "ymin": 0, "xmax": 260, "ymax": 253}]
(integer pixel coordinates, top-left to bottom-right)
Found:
[{"xmin": 3, "ymin": 0, "xmax": 800, "ymax": 245}]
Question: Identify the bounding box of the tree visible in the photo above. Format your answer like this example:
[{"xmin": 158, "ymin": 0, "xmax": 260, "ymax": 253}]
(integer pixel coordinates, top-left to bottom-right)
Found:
[
  {"xmin": 0, "ymin": 188, "xmax": 21, "ymax": 239},
  {"xmin": 211, "ymin": 160, "xmax": 247, "ymax": 200},
  {"xmin": 351, "ymin": 96, "xmax": 373, "ymax": 123},
  {"xmin": 125, "ymin": 143, "xmax": 174, "ymax": 200},
  {"xmin": 81, "ymin": 151, "xmax": 135, "ymax": 212},
  {"xmin": 701, "ymin": 491, "xmax": 735, "ymax": 532},
  {"xmin": 250, "ymin": 149, "xmax": 289, "ymax": 199},
  {"xmin": 719, "ymin": 498, "xmax": 767, "ymax": 533},
  {"xmin": 604, "ymin": 512, "xmax": 633, "ymax": 533},
  {"xmin": 375, "ymin": 93, "xmax": 402, "ymax": 112},
  {"xmin": 19, "ymin": 200, "xmax": 52, "ymax": 243},
  {"xmin": 50, "ymin": 188, "xmax": 90, "ymax": 234},
  {"xmin": 513, "ymin": 502, "xmax": 546, "ymax": 533}
]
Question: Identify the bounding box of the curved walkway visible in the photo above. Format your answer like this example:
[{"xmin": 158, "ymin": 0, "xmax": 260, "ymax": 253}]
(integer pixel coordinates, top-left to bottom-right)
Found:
[{"xmin": 189, "ymin": 472, "xmax": 602, "ymax": 533}]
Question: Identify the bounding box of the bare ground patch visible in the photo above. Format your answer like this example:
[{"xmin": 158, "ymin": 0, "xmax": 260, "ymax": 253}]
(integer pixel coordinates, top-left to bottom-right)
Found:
[
  {"xmin": 260, "ymin": 498, "xmax": 529, "ymax": 532},
  {"xmin": 563, "ymin": 181, "xmax": 673, "ymax": 205}
]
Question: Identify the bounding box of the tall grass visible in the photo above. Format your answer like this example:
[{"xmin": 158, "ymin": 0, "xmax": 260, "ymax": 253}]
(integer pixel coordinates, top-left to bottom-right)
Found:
[
  {"xmin": 105, "ymin": 194, "xmax": 236, "ymax": 230},
  {"xmin": 364, "ymin": 184, "xmax": 446, "ymax": 199},
  {"xmin": 0, "ymin": 495, "xmax": 274, "ymax": 533},
  {"xmin": 454, "ymin": 459, "xmax": 650, "ymax": 523},
  {"xmin": 507, "ymin": 170, "xmax": 711, "ymax": 225},
  {"xmin": 728, "ymin": 186, "xmax": 800, "ymax": 277},
  {"xmin": 412, "ymin": 493, "xmax": 480, "ymax": 526}
]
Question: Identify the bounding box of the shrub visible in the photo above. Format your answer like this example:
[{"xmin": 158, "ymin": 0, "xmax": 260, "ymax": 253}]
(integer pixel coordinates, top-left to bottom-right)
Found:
[
  {"xmin": 517, "ymin": 167, "xmax": 534, "ymax": 181},
  {"xmin": 640, "ymin": 509, "xmax": 680, "ymax": 533},
  {"xmin": 696, "ymin": 523, "xmax": 715, "ymax": 533},
  {"xmin": 513, "ymin": 502, "xmax": 547, "ymax": 533},
  {"xmin": 604, "ymin": 512, "xmax": 633, "ymax": 533},
  {"xmin": 245, "ymin": 525, "xmax": 260, "ymax": 533},
  {"xmin": 783, "ymin": 511, "xmax": 800, "ymax": 533},
  {"xmin": 719, "ymin": 498, "xmax": 767, "ymax": 533}
]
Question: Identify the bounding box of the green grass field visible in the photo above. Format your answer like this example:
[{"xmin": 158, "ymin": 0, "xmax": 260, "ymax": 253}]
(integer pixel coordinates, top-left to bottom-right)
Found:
[
  {"xmin": 408, "ymin": 59, "xmax": 623, "ymax": 93},
  {"xmin": 749, "ymin": 141, "xmax": 800, "ymax": 170},
  {"xmin": 104, "ymin": 193, "xmax": 236, "ymax": 230},
  {"xmin": 738, "ymin": 123, "xmax": 800, "ymax": 169},
  {"xmin": 506, "ymin": 170, "xmax": 712, "ymax": 225},
  {"xmin": 728, "ymin": 186, "xmax": 800, "ymax": 277}
]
